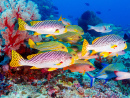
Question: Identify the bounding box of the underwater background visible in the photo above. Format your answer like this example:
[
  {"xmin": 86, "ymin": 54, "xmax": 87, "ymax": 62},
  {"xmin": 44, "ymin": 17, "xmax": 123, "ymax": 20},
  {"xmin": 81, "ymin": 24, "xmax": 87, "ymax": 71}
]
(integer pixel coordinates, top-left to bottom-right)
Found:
[{"xmin": 0, "ymin": 0, "xmax": 130, "ymax": 98}]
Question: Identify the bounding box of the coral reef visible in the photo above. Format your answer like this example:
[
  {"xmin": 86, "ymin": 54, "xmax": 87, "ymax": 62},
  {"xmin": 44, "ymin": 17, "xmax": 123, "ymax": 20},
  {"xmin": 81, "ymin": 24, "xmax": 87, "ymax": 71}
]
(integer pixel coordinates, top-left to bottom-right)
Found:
[
  {"xmin": 0, "ymin": 0, "xmax": 42, "ymax": 58},
  {"xmin": 78, "ymin": 10, "xmax": 103, "ymax": 37}
]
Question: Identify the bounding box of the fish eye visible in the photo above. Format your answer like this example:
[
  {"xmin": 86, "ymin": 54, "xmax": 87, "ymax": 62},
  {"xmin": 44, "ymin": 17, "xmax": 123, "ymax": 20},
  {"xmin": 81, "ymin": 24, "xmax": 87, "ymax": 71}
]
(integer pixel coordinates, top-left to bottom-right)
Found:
[
  {"xmin": 89, "ymin": 66, "xmax": 92, "ymax": 68},
  {"xmin": 69, "ymin": 57, "xmax": 72, "ymax": 59},
  {"xmin": 78, "ymin": 36, "xmax": 81, "ymax": 38},
  {"xmin": 124, "ymin": 41, "xmax": 126, "ymax": 43},
  {"xmin": 62, "ymin": 46, "xmax": 65, "ymax": 49},
  {"xmin": 63, "ymin": 26, "xmax": 65, "ymax": 28},
  {"xmin": 73, "ymin": 54, "xmax": 76, "ymax": 56}
]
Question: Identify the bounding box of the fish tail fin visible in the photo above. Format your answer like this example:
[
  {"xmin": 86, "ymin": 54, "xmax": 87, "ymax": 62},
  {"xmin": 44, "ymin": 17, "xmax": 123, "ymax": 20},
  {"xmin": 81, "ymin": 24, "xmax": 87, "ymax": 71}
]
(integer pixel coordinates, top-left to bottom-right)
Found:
[
  {"xmin": 82, "ymin": 39, "xmax": 89, "ymax": 56},
  {"xmin": 63, "ymin": 66, "xmax": 69, "ymax": 70},
  {"xmin": 10, "ymin": 50, "xmax": 25, "ymax": 67},
  {"xmin": 85, "ymin": 72, "xmax": 95, "ymax": 87},
  {"xmin": 58, "ymin": 15, "xmax": 62, "ymax": 21},
  {"xmin": 18, "ymin": 18, "xmax": 27, "ymax": 31},
  {"xmin": 114, "ymin": 71, "xmax": 128, "ymax": 80},
  {"xmin": 87, "ymin": 25, "xmax": 92, "ymax": 30},
  {"xmin": 28, "ymin": 39, "xmax": 35, "ymax": 48}
]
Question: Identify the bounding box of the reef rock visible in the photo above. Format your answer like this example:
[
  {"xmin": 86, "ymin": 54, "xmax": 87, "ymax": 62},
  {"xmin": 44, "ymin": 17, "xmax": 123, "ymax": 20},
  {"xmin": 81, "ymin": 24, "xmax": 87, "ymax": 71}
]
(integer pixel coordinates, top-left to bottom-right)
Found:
[{"xmin": 78, "ymin": 10, "xmax": 103, "ymax": 37}]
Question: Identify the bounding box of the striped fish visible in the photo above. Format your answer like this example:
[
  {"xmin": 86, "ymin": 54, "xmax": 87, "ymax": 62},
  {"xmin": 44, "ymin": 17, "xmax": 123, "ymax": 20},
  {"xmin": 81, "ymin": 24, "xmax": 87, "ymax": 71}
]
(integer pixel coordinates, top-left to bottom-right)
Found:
[
  {"xmin": 10, "ymin": 50, "xmax": 74, "ymax": 71},
  {"xmin": 66, "ymin": 25, "xmax": 84, "ymax": 35},
  {"xmin": 18, "ymin": 18, "xmax": 67, "ymax": 36},
  {"xmin": 82, "ymin": 34, "xmax": 127, "ymax": 57},
  {"xmin": 28, "ymin": 39, "xmax": 68, "ymax": 52},
  {"xmin": 54, "ymin": 31, "xmax": 83, "ymax": 44}
]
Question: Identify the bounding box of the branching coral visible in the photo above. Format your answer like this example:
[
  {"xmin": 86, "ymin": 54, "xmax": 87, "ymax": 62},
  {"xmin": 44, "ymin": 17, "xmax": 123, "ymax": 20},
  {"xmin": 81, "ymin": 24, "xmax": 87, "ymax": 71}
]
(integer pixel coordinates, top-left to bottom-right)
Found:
[{"xmin": 0, "ymin": 0, "xmax": 42, "ymax": 57}]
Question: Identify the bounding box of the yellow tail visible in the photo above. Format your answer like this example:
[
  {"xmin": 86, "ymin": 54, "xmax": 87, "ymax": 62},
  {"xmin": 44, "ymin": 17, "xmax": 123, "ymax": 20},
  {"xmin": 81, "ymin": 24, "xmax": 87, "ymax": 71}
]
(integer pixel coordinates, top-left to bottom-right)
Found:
[
  {"xmin": 82, "ymin": 39, "xmax": 89, "ymax": 56},
  {"xmin": 18, "ymin": 18, "xmax": 27, "ymax": 31},
  {"xmin": 28, "ymin": 39, "xmax": 35, "ymax": 48},
  {"xmin": 9, "ymin": 50, "xmax": 24, "ymax": 67}
]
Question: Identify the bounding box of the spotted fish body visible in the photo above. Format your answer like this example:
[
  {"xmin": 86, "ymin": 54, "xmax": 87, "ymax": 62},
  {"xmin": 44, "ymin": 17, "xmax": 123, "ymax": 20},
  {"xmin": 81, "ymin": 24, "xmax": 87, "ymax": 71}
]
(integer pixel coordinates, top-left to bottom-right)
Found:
[
  {"xmin": 82, "ymin": 34, "xmax": 127, "ymax": 56},
  {"xmin": 10, "ymin": 50, "xmax": 73, "ymax": 69},
  {"xmin": 18, "ymin": 18, "xmax": 67, "ymax": 35},
  {"xmin": 89, "ymin": 34, "xmax": 127, "ymax": 52}
]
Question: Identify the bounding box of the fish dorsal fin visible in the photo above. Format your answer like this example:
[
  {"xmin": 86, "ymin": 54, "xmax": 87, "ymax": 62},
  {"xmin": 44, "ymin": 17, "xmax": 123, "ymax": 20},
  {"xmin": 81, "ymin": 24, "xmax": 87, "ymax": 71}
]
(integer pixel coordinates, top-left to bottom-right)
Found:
[
  {"xmin": 30, "ymin": 21, "xmax": 43, "ymax": 26},
  {"xmin": 27, "ymin": 53, "xmax": 42, "ymax": 60},
  {"xmin": 92, "ymin": 37, "xmax": 101, "ymax": 44},
  {"xmin": 36, "ymin": 42, "xmax": 45, "ymax": 45},
  {"xmin": 82, "ymin": 39, "xmax": 89, "ymax": 56},
  {"xmin": 58, "ymin": 15, "xmax": 62, "ymax": 21}
]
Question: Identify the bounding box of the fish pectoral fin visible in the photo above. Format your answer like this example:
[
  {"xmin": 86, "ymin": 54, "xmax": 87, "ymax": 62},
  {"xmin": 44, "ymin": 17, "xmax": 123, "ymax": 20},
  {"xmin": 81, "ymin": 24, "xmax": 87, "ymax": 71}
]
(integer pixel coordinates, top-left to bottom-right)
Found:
[
  {"xmin": 48, "ymin": 68, "xmax": 58, "ymax": 71},
  {"xmin": 34, "ymin": 32, "xmax": 41, "ymax": 35},
  {"xmin": 30, "ymin": 66, "xmax": 40, "ymax": 69},
  {"xmin": 54, "ymin": 29, "xmax": 59, "ymax": 33},
  {"xmin": 56, "ymin": 61, "xmax": 63, "ymax": 66},
  {"xmin": 46, "ymin": 34, "xmax": 53, "ymax": 37},
  {"xmin": 103, "ymin": 52, "xmax": 112, "ymax": 57},
  {"xmin": 68, "ymin": 37, "xmax": 73, "ymax": 40},
  {"xmin": 111, "ymin": 44, "xmax": 117, "ymax": 49}
]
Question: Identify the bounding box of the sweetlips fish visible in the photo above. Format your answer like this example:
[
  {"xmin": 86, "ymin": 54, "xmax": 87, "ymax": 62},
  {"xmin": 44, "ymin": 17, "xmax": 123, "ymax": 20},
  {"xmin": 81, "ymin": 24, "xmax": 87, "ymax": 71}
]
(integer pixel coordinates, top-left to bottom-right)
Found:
[
  {"xmin": 18, "ymin": 18, "xmax": 67, "ymax": 36},
  {"xmin": 63, "ymin": 59, "xmax": 95, "ymax": 74},
  {"xmin": 54, "ymin": 31, "xmax": 83, "ymax": 44},
  {"xmin": 86, "ymin": 63, "xmax": 127, "ymax": 87},
  {"xmin": 87, "ymin": 23, "xmax": 113, "ymax": 33},
  {"xmin": 58, "ymin": 15, "xmax": 72, "ymax": 25},
  {"xmin": 82, "ymin": 34, "xmax": 127, "ymax": 57},
  {"xmin": 66, "ymin": 25, "xmax": 84, "ymax": 35},
  {"xmin": 114, "ymin": 71, "xmax": 130, "ymax": 80},
  {"xmin": 10, "ymin": 50, "xmax": 74, "ymax": 71},
  {"xmin": 28, "ymin": 39, "xmax": 68, "ymax": 52}
]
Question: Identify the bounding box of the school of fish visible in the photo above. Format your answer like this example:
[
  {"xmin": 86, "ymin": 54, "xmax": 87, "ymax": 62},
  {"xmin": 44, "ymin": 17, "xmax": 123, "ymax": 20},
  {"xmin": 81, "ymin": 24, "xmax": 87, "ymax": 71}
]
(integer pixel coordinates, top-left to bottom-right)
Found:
[{"xmin": 9, "ymin": 15, "xmax": 129, "ymax": 87}]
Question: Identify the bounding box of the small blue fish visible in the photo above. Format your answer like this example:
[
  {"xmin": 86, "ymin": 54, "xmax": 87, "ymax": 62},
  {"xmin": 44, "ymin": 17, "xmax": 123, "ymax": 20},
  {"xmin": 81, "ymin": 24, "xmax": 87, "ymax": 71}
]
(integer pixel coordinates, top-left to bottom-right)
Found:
[{"xmin": 86, "ymin": 63, "xmax": 127, "ymax": 87}]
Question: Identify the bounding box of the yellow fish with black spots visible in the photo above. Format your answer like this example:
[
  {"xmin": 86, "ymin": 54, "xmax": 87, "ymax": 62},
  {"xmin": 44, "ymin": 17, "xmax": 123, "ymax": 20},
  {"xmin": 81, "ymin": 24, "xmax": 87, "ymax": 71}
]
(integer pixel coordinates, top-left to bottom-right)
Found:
[
  {"xmin": 18, "ymin": 18, "xmax": 67, "ymax": 36},
  {"xmin": 82, "ymin": 34, "xmax": 127, "ymax": 57}
]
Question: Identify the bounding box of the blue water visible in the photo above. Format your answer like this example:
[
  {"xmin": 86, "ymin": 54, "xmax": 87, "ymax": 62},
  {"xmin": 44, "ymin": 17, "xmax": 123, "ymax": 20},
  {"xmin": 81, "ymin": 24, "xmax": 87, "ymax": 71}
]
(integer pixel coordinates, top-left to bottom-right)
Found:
[
  {"xmin": 52, "ymin": 0, "xmax": 130, "ymax": 28},
  {"xmin": 0, "ymin": 0, "xmax": 130, "ymax": 97}
]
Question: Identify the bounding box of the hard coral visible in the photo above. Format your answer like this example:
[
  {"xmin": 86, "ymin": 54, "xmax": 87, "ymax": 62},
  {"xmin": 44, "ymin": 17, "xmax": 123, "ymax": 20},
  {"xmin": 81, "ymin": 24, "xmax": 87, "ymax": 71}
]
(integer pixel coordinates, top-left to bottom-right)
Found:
[{"xmin": 78, "ymin": 10, "xmax": 103, "ymax": 37}]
